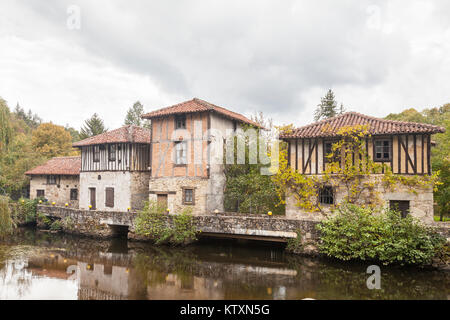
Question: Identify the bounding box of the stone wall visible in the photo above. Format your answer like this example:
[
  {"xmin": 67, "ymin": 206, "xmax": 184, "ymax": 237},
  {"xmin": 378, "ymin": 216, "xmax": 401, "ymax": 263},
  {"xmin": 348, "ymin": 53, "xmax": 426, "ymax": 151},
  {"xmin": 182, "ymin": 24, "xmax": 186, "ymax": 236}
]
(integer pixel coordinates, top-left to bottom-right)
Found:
[
  {"xmin": 30, "ymin": 175, "xmax": 79, "ymax": 207},
  {"xmin": 149, "ymin": 177, "xmax": 210, "ymax": 215},
  {"xmin": 37, "ymin": 205, "xmax": 320, "ymax": 250},
  {"xmin": 38, "ymin": 205, "xmax": 136, "ymax": 237},
  {"xmin": 286, "ymin": 174, "xmax": 435, "ymax": 224},
  {"xmin": 130, "ymin": 172, "xmax": 151, "ymax": 210},
  {"xmin": 36, "ymin": 205, "xmax": 450, "ymax": 256}
]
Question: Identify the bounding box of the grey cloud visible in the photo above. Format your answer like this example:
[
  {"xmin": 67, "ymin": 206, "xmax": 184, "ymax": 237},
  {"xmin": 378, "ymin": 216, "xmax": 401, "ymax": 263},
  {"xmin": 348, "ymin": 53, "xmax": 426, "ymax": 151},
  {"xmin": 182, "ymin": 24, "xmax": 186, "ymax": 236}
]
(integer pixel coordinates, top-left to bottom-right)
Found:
[{"xmin": 2, "ymin": 0, "xmax": 450, "ymax": 127}]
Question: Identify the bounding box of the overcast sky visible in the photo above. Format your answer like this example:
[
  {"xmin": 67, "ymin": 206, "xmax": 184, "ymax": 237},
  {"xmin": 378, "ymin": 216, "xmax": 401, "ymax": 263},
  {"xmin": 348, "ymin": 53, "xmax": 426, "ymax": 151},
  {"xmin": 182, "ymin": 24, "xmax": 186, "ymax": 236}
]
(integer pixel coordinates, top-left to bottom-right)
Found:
[{"xmin": 1, "ymin": 0, "xmax": 449, "ymax": 130}]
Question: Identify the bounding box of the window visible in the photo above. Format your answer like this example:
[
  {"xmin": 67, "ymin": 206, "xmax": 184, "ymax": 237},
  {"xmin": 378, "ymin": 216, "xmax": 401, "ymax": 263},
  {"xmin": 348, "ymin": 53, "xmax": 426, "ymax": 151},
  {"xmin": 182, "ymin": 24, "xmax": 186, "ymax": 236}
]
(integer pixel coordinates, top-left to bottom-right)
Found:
[
  {"xmin": 108, "ymin": 144, "xmax": 116, "ymax": 161},
  {"xmin": 105, "ymin": 188, "xmax": 114, "ymax": 208},
  {"xmin": 70, "ymin": 189, "xmax": 78, "ymax": 200},
  {"xmin": 389, "ymin": 200, "xmax": 410, "ymax": 218},
  {"xmin": 324, "ymin": 140, "xmax": 339, "ymax": 163},
  {"xmin": 324, "ymin": 141, "xmax": 333, "ymax": 163},
  {"xmin": 175, "ymin": 115, "xmax": 186, "ymax": 129},
  {"xmin": 47, "ymin": 175, "xmax": 57, "ymax": 185},
  {"xmin": 93, "ymin": 145, "xmax": 100, "ymax": 162},
  {"xmin": 182, "ymin": 188, "xmax": 194, "ymax": 205},
  {"xmin": 36, "ymin": 190, "xmax": 45, "ymax": 198},
  {"xmin": 175, "ymin": 141, "xmax": 187, "ymax": 165},
  {"xmin": 374, "ymin": 139, "xmax": 391, "ymax": 162},
  {"xmin": 318, "ymin": 186, "xmax": 334, "ymax": 205}
]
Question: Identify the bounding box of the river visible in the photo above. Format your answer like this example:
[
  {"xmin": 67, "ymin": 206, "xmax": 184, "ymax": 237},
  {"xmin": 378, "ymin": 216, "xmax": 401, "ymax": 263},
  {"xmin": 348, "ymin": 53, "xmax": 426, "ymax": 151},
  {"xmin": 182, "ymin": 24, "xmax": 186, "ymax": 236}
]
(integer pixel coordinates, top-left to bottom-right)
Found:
[{"xmin": 0, "ymin": 228, "xmax": 448, "ymax": 300}]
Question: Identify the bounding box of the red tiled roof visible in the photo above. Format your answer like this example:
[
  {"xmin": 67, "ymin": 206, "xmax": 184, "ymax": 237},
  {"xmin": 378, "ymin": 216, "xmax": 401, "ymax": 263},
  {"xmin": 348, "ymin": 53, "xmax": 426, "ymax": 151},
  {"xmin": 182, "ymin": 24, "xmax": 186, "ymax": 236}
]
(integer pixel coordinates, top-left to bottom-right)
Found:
[
  {"xmin": 72, "ymin": 125, "xmax": 151, "ymax": 147},
  {"xmin": 25, "ymin": 156, "xmax": 81, "ymax": 176},
  {"xmin": 281, "ymin": 112, "xmax": 446, "ymax": 139},
  {"xmin": 141, "ymin": 98, "xmax": 262, "ymax": 128}
]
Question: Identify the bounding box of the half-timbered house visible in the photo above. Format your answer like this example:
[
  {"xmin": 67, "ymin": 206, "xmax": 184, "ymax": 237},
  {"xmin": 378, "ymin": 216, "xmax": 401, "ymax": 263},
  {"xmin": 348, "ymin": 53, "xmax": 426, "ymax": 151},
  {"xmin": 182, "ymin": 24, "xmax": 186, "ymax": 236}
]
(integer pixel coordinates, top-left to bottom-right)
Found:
[
  {"xmin": 281, "ymin": 112, "xmax": 445, "ymax": 223},
  {"xmin": 72, "ymin": 125, "xmax": 151, "ymax": 212},
  {"xmin": 25, "ymin": 156, "xmax": 81, "ymax": 207},
  {"xmin": 141, "ymin": 98, "xmax": 261, "ymax": 215}
]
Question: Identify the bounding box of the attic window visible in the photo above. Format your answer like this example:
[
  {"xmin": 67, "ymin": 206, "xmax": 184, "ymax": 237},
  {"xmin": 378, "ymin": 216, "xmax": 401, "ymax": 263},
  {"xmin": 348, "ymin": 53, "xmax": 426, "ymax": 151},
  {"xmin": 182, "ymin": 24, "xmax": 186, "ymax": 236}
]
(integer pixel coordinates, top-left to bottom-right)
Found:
[
  {"xmin": 175, "ymin": 115, "xmax": 186, "ymax": 129},
  {"xmin": 374, "ymin": 139, "xmax": 391, "ymax": 162},
  {"xmin": 47, "ymin": 175, "xmax": 57, "ymax": 185}
]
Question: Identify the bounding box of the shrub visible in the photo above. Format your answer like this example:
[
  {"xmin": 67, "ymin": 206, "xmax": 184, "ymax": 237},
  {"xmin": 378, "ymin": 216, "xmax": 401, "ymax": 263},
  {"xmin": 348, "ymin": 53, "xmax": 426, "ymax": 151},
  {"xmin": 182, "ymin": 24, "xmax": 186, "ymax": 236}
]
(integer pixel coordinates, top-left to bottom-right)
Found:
[
  {"xmin": 135, "ymin": 201, "xmax": 198, "ymax": 246},
  {"xmin": 50, "ymin": 219, "xmax": 62, "ymax": 232},
  {"xmin": 317, "ymin": 203, "xmax": 446, "ymax": 266},
  {"xmin": 15, "ymin": 198, "xmax": 39, "ymax": 224},
  {"xmin": 36, "ymin": 212, "xmax": 52, "ymax": 229},
  {"xmin": 286, "ymin": 229, "xmax": 303, "ymax": 253},
  {"xmin": 171, "ymin": 208, "xmax": 197, "ymax": 245},
  {"xmin": 61, "ymin": 217, "xmax": 75, "ymax": 231},
  {"xmin": 0, "ymin": 196, "xmax": 14, "ymax": 238}
]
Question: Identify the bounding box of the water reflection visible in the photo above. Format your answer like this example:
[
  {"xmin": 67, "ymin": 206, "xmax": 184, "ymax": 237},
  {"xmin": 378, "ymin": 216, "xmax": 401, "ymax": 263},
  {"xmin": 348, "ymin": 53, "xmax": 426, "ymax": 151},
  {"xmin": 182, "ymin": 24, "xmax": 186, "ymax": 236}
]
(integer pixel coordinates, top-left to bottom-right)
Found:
[{"xmin": 0, "ymin": 228, "xmax": 448, "ymax": 300}]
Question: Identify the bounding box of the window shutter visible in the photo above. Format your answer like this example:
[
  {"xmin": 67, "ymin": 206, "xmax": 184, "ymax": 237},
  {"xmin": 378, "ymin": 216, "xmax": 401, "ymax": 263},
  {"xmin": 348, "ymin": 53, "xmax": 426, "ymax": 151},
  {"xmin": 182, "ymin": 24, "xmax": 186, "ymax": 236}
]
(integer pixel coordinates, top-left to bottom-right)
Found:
[{"xmin": 105, "ymin": 188, "xmax": 114, "ymax": 208}]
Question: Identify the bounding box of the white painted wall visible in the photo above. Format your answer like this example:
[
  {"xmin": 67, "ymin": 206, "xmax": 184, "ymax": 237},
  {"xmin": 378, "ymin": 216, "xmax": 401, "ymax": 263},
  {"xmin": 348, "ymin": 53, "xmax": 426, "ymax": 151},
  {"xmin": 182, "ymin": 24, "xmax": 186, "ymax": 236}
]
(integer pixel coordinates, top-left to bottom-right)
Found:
[
  {"xmin": 79, "ymin": 172, "xmax": 132, "ymax": 212},
  {"xmin": 207, "ymin": 113, "xmax": 237, "ymax": 212}
]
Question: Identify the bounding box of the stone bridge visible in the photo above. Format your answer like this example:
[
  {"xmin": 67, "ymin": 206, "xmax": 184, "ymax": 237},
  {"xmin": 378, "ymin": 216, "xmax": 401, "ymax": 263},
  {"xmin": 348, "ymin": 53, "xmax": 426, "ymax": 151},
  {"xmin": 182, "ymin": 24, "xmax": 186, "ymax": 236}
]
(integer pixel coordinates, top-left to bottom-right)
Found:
[{"xmin": 37, "ymin": 205, "xmax": 320, "ymax": 244}]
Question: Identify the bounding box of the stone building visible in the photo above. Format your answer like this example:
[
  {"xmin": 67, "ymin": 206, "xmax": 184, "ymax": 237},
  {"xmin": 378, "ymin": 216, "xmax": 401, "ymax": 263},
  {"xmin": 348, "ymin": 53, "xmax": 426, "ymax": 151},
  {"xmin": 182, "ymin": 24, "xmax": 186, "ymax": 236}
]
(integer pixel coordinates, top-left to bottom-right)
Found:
[
  {"xmin": 72, "ymin": 125, "xmax": 151, "ymax": 212},
  {"xmin": 25, "ymin": 156, "xmax": 81, "ymax": 207},
  {"xmin": 280, "ymin": 112, "xmax": 445, "ymax": 223},
  {"xmin": 141, "ymin": 98, "xmax": 261, "ymax": 215}
]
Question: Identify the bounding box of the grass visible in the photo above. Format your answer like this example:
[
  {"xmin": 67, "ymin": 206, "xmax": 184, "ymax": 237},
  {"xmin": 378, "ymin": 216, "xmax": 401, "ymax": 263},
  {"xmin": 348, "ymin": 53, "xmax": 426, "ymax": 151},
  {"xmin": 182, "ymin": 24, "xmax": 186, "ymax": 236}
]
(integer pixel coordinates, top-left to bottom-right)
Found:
[{"xmin": 434, "ymin": 215, "xmax": 450, "ymax": 222}]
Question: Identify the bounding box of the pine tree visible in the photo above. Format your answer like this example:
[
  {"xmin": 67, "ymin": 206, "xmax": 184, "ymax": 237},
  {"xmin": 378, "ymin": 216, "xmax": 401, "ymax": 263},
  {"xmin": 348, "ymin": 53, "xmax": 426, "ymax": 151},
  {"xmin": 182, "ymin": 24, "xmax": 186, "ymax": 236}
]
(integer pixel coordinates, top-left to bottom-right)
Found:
[
  {"xmin": 14, "ymin": 103, "xmax": 42, "ymax": 128},
  {"xmin": 79, "ymin": 113, "xmax": 107, "ymax": 139},
  {"xmin": 314, "ymin": 89, "xmax": 345, "ymax": 121},
  {"xmin": 124, "ymin": 101, "xmax": 151, "ymax": 128}
]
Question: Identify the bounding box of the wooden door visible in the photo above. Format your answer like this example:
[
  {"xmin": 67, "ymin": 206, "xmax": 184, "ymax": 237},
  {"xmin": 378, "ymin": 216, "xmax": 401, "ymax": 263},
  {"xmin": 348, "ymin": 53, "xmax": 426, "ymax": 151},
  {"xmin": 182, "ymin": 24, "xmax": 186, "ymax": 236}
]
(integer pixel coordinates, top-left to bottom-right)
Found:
[
  {"xmin": 89, "ymin": 188, "xmax": 96, "ymax": 210},
  {"xmin": 157, "ymin": 194, "xmax": 168, "ymax": 210}
]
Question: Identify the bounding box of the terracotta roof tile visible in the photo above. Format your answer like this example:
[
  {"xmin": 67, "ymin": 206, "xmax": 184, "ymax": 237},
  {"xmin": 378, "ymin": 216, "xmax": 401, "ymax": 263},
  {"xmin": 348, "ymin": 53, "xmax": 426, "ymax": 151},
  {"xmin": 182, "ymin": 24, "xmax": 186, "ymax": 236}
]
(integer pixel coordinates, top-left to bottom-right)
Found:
[
  {"xmin": 141, "ymin": 98, "xmax": 262, "ymax": 128},
  {"xmin": 25, "ymin": 156, "xmax": 81, "ymax": 176},
  {"xmin": 281, "ymin": 112, "xmax": 445, "ymax": 139},
  {"xmin": 72, "ymin": 125, "xmax": 151, "ymax": 147}
]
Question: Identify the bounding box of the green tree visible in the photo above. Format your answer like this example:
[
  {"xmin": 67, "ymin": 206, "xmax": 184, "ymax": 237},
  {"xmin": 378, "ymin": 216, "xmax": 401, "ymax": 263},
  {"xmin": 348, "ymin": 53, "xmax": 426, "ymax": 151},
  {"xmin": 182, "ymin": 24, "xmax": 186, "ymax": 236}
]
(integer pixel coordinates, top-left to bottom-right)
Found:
[
  {"xmin": 0, "ymin": 196, "xmax": 14, "ymax": 238},
  {"xmin": 31, "ymin": 123, "xmax": 76, "ymax": 158},
  {"xmin": 384, "ymin": 104, "xmax": 450, "ymax": 220},
  {"xmin": 79, "ymin": 113, "xmax": 107, "ymax": 139},
  {"xmin": 65, "ymin": 125, "xmax": 81, "ymax": 142},
  {"xmin": 223, "ymin": 113, "xmax": 285, "ymax": 214},
  {"xmin": 124, "ymin": 101, "xmax": 151, "ymax": 128},
  {"xmin": 14, "ymin": 103, "xmax": 42, "ymax": 129},
  {"xmin": 0, "ymin": 98, "xmax": 12, "ymax": 155},
  {"xmin": 314, "ymin": 89, "xmax": 345, "ymax": 121}
]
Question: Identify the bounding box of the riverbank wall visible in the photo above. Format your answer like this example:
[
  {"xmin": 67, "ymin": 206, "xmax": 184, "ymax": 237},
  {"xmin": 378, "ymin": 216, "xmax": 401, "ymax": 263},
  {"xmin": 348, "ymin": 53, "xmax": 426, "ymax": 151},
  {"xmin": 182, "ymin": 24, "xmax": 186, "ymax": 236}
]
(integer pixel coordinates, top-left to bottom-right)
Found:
[
  {"xmin": 36, "ymin": 205, "xmax": 321, "ymax": 254},
  {"xmin": 36, "ymin": 205, "xmax": 450, "ymax": 257}
]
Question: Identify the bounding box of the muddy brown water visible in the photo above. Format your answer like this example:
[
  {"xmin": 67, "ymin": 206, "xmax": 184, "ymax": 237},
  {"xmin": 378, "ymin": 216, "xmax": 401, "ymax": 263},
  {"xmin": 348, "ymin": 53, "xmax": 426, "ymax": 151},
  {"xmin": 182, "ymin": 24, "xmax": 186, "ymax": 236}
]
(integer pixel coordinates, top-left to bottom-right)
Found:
[{"xmin": 0, "ymin": 228, "xmax": 448, "ymax": 300}]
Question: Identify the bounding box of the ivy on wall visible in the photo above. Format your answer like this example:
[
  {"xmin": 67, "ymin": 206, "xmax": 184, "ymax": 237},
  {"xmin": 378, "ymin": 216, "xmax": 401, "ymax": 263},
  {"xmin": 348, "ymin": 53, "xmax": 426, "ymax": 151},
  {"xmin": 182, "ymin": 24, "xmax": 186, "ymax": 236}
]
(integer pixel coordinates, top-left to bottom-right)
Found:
[{"xmin": 272, "ymin": 125, "xmax": 440, "ymax": 215}]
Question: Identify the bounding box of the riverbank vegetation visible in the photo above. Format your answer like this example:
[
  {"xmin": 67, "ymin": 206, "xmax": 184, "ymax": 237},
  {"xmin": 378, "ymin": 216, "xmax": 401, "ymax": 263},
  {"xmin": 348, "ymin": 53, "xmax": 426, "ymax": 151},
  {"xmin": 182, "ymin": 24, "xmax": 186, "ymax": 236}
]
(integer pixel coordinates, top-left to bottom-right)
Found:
[
  {"xmin": 135, "ymin": 201, "xmax": 198, "ymax": 246},
  {"xmin": 317, "ymin": 203, "xmax": 446, "ymax": 266},
  {"xmin": 0, "ymin": 196, "xmax": 14, "ymax": 238}
]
